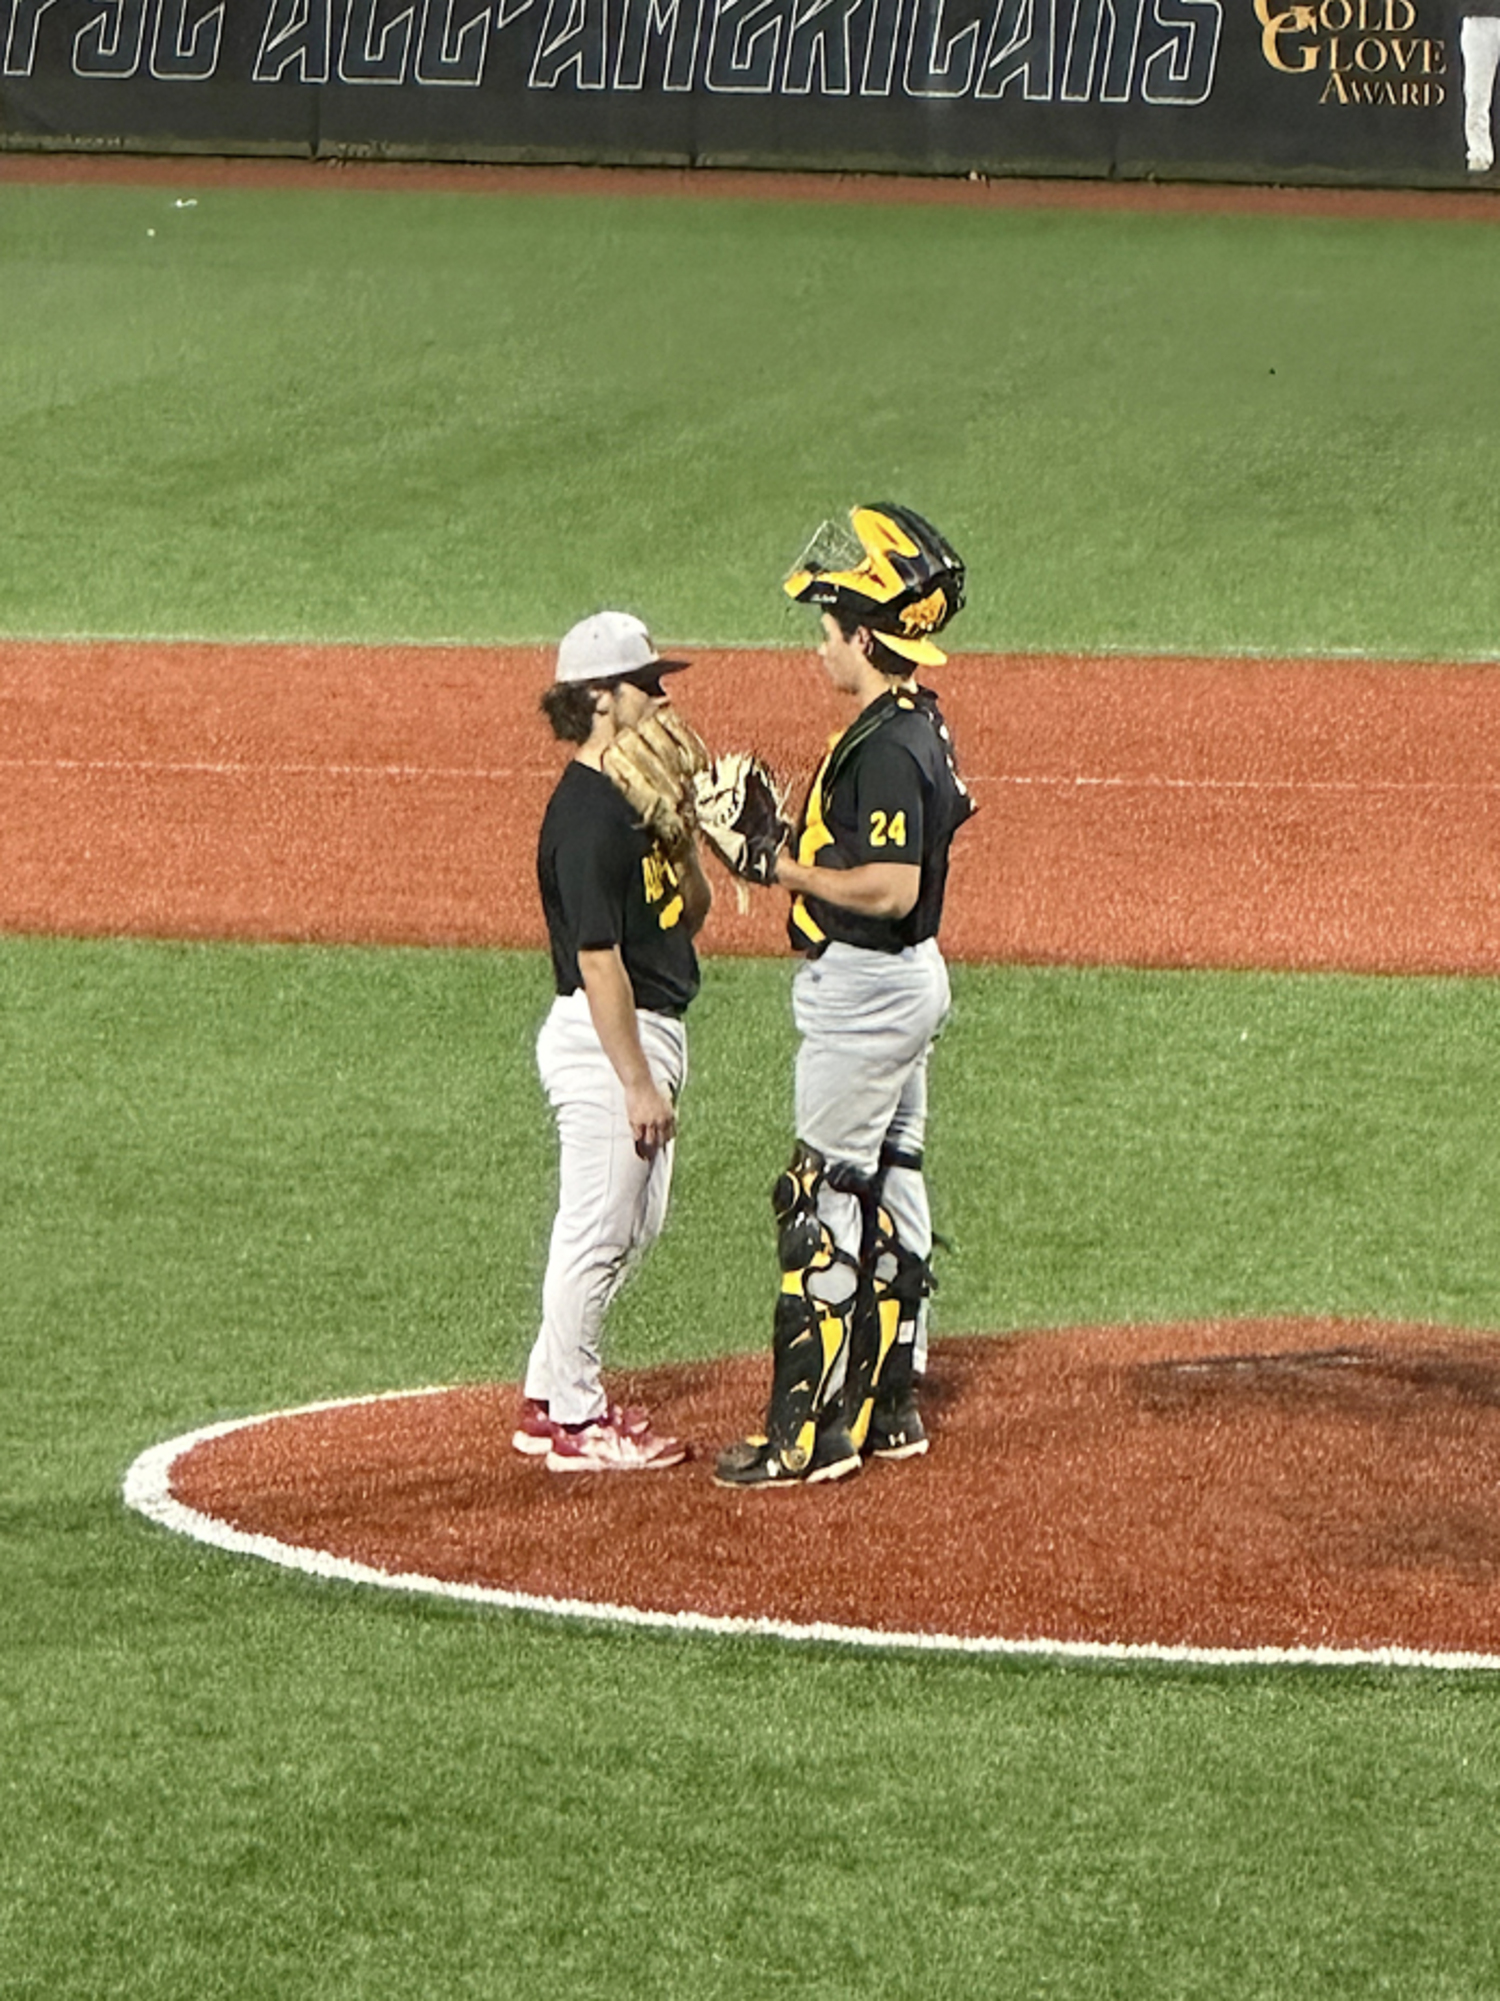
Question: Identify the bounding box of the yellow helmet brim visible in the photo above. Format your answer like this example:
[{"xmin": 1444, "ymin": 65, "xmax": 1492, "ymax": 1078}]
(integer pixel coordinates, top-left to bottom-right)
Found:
[
  {"xmin": 785, "ymin": 572, "xmax": 950, "ymax": 664},
  {"xmin": 876, "ymin": 631, "xmax": 948, "ymax": 667}
]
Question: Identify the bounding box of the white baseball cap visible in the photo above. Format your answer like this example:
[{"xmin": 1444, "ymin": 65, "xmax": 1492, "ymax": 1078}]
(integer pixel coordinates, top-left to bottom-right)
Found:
[{"xmin": 554, "ymin": 610, "xmax": 689, "ymax": 685}]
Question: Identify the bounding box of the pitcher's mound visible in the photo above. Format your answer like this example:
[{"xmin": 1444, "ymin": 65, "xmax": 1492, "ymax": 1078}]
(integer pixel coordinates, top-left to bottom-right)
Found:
[{"xmin": 139, "ymin": 1318, "xmax": 1500, "ymax": 1663}]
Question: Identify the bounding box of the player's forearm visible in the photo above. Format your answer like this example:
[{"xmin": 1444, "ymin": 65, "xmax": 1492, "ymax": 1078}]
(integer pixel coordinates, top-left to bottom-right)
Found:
[
  {"xmin": 773, "ymin": 856, "xmax": 920, "ymax": 919},
  {"xmin": 577, "ymin": 948, "xmax": 655, "ymax": 1089}
]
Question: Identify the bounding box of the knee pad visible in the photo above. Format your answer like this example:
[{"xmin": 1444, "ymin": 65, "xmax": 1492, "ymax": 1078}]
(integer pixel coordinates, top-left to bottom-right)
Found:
[{"xmin": 773, "ymin": 1144, "xmax": 860, "ymax": 1305}]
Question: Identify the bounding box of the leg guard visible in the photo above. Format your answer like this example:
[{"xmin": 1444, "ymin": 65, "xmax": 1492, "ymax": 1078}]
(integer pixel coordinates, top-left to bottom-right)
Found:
[
  {"xmin": 867, "ymin": 1289, "xmax": 931, "ymax": 1457},
  {"xmin": 848, "ymin": 1147, "xmax": 937, "ymax": 1456},
  {"xmin": 841, "ymin": 1187, "xmax": 898, "ymax": 1453},
  {"xmin": 714, "ymin": 1144, "xmax": 862, "ymax": 1487},
  {"xmin": 766, "ymin": 1144, "xmax": 859, "ymax": 1472}
]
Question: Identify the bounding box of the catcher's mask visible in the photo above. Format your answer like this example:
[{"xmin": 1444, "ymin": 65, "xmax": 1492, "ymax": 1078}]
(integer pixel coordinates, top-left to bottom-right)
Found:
[{"xmin": 784, "ymin": 504, "xmax": 965, "ymax": 667}]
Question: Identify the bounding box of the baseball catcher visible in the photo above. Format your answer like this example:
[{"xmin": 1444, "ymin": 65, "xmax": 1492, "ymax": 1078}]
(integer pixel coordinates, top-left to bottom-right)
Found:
[{"xmin": 712, "ymin": 503, "xmax": 974, "ymax": 1490}]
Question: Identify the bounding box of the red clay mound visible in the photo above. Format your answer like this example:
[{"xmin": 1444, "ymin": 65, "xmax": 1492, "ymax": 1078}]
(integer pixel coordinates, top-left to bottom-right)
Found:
[{"xmin": 168, "ymin": 1319, "xmax": 1500, "ymax": 1658}]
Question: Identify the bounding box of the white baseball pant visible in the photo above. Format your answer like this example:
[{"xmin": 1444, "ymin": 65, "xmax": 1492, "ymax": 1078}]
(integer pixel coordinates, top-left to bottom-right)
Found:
[
  {"xmin": 524, "ymin": 989, "xmax": 687, "ymax": 1426},
  {"xmin": 1463, "ymin": 15, "xmax": 1500, "ymax": 170}
]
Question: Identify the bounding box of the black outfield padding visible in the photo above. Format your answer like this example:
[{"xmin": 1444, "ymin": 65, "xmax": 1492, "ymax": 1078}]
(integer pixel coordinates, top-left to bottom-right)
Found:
[{"xmin": 0, "ymin": 0, "xmax": 1476, "ymax": 189}]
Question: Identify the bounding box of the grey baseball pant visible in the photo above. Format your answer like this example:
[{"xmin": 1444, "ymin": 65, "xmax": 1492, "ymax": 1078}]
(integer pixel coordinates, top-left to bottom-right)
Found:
[{"xmin": 791, "ymin": 937, "xmax": 951, "ymax": 1372}]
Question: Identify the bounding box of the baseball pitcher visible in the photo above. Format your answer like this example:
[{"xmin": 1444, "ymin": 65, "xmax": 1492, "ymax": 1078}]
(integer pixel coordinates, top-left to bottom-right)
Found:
[{"xmin": 515, "ymin": 611, "xmax": 711, "ymax": 1473}]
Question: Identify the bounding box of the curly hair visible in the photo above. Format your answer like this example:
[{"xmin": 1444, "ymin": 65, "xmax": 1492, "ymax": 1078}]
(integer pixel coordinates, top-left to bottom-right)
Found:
[{"xmin": 540, "ymin": 680, "xmax": 602, "ymax": 744}]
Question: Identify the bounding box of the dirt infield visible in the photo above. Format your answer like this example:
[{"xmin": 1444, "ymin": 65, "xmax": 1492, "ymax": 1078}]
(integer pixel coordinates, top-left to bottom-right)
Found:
[
  {"xmin": 162, "ymin": 1319, "xmax": 1500, "ymax": 1659},
  {"xmin": 5, "ymin": 638, "xmax": 1500, "ymax": 973},
  {"xmin": 7, "ymin": 151, "xmax": 1500, "ymax": 227}
]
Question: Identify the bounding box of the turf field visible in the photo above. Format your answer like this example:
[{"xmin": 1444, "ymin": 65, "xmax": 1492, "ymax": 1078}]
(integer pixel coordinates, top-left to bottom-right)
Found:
[
  {"xmin": 5, "ymin": 173, "xmax": 1500, "ymax": 658},
  {"xmin": 4, "ymin": 169, "xmax": 1500, "ymax": 1998}
]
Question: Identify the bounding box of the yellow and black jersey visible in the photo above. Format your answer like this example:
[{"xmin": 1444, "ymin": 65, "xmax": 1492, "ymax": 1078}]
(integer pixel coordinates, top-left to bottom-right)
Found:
[
  {"xmin": 788, "ymin": 687, "xmax": 975, "ymax": 956},
  {"xmin": 538, "ymin": 761, "xmax": 700, "ymax": 1016}
]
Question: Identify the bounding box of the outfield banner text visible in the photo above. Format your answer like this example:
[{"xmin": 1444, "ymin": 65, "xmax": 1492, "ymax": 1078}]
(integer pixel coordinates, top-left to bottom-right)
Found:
[{"xmin": 0, "ymin": 0, "xmax": 1482, "ymax": 185}]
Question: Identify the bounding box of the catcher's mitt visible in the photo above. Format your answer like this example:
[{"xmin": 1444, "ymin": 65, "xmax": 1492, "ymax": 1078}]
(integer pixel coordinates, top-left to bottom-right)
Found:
[
  {"xmin": 692, "ymin": 753, "xmax": 791, "ymax": 887},
  {"xmin": 601, "ymin": 709, "xmax": 710, "ymax": 853}
]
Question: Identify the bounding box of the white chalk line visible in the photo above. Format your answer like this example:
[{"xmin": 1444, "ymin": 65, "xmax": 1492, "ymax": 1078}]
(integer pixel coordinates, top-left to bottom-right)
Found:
[
  {"xmin": 983, "ymin": 775, "xmax": 1500, "ymax": 794},
  {"xmin": 0, "ymin": 756, "xmax": 540, "ymax": 782},
  {"xmin": 121, "ymin": 1388, "xmax": 1500, "ymax": 1675},
  {"xmin": 6, "ymin": 629, "xmax": 1500, "ymax": 664},
  {"xmin": 6, "ymin": 756, "xmax": 1500, "ymax": 795}
]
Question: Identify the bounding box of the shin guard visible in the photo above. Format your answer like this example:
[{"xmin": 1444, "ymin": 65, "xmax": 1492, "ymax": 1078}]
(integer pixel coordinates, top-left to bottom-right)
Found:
[
  {"xmin": 843, "ymin": 1195, "xmax": 899, "ymax": 1451},
  {"xmin": 847, "ymin": 1149, "xmax": 936, "ymax": 1451},
  {"xmin": 762, "ymin": 1143, "xmax": 858, "ymax": 1474}
]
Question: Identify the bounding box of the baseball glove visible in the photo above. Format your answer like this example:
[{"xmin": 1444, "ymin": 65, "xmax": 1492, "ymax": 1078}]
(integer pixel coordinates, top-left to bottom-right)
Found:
[
  {"xmin": 602, "ymin": 709, "xmax": 711, "ymax": 853},
  {"xmin": 692, "ymin": 753, "xmax": 791, "ymax": 887}
]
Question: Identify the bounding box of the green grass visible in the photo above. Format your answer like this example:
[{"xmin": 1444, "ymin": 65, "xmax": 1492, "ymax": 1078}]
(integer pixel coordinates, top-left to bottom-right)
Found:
[
  {"xmin": 935, "ymin": 966, "xmax": 1500, "ymax": 1336},
  {"xmin": 5, "ymin": 180, "xmax": 1500, "ymax": 657},
  {"xmin": 8, "ymin": 174, "xmax": 1500, "ymax": 1998},
  {"xmin": 4, "ymin": 934, "xmax": 1500, "ymax": 1997},
  {"xmin": 7, "ymin": 1580, "xmax": 1500, "ymax": 1999}
]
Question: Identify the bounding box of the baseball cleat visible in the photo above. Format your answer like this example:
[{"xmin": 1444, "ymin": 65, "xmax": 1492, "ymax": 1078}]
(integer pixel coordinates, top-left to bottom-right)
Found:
[
  {"xmin": 513, "ymin": 1398, "xmax": 655, "ymax": 1459},
  {"xmin": 867, "ymin": 1396, "xmax": 929, "ymax": 1460},
  {"xmin": 806, "ymin": 1417, "xmax": 861, "ymax": 1482},
  {"xmin": 545, "ymin": 1408, "xmax": 687, "ymax": 1473},
  {"xmin": 511, "ymin": 1398, "xmax": 557, "ymax": 1457},
  {"xmin": 712, "ymin": 1436, "xmax": 804, "ymax": 1489},
  {"xmin": 712, "ymin": 1420, "xmax": 861, "ymax": 1490}
]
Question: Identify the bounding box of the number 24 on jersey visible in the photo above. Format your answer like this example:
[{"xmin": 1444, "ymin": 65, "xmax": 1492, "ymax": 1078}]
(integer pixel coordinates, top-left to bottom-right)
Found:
[{"xmin": 868, "ymin": 809, "xmax": 907, "ymax": 849}]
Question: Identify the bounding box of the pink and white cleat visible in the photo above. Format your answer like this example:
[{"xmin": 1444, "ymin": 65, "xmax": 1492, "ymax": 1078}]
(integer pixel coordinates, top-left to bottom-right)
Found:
[
  {"xmin": 545, "ymin": 1407, "xmax": 688, "ymax": 1473},
  {"xmin": 512, "ymin": 1398, "xmax": 658, "ymax": 1460},
  {"xmin": 511, "ymin": 1398, "xmax": 558, "ymax": 1458}
]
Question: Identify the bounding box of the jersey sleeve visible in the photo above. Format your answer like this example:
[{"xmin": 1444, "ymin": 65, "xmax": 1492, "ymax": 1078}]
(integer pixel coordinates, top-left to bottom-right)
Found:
[
  {"xmin": 554, "ymin": 812, "xmax": 635, "ymax": 952},
  {"xmin": 845, "ymin": 736, "xmax": 925, "ymax": 866}
]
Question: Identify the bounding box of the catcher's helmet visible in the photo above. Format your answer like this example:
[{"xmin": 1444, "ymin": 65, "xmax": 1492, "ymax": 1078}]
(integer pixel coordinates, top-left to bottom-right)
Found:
[{"xmin": 784, "ymin": 503, "xmax": 965, "ymax": 666}]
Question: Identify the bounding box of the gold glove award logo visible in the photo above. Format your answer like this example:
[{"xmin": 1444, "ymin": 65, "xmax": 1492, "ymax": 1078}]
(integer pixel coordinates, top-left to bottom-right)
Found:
[{"xmin": 1254, "ymin": 0, "xmax": 1447, "ymax": 104}]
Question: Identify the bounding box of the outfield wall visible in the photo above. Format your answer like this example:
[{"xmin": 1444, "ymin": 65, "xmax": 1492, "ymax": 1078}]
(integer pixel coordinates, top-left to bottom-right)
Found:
[{"xmin": 0, "ymin": 0, "xmax": 1481, "ymax": 188}]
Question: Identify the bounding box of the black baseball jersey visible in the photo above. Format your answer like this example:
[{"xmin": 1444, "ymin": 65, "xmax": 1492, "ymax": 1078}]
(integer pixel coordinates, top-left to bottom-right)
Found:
[
  {"xmin": 788, "ymin": 686, "xmax": 975, "ymax": 955},
  {"xmin": 537, "ymin": 760, "xmax": 700, "ymax": 1017}
]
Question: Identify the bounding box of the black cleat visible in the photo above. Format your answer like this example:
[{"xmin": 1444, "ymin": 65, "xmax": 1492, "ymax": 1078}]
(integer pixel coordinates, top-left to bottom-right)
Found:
[
  {"xmin": 712, "ymin": 1418, "xmax": 862, "ymax": 1490},
  {"xmin": 712, "ymin": 1435, "xmax": 807, "ymax": 1489},
  {"xmin": 867, "ymin": 1396, "xmax": 929, "ymax": 1460},
  {"xmin": 806, "ymin": 1417, "xmax": 861, "ymax": 1483}
]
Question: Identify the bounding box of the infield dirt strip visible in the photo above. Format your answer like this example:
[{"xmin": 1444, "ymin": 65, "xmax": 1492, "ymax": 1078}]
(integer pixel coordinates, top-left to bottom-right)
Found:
[
  {"xmin": 11, "ymin": 636, "xmax": 1494, "ymax": 1659},
  {"xmin": 5, "ymin": 639, "xmax": 1500, "ymax": 973}
]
